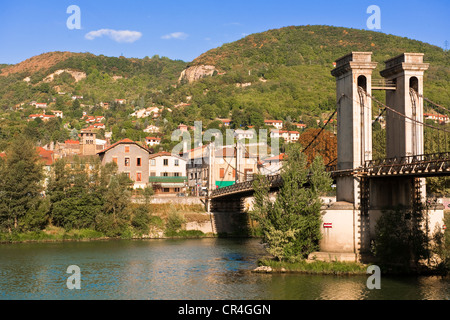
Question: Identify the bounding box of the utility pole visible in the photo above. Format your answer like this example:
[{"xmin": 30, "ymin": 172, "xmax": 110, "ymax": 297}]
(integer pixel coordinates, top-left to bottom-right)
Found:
[
  {"xmin": 235, "ymin": 139, "xmax": 240, "ymax": 183},
  {"xmin": 206, "ymin": 143, "xmax": 214, "ymax": 213}
]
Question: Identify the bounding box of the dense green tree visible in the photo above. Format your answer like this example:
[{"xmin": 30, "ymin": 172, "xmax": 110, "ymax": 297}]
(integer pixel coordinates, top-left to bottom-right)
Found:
[
  {"xmin": 251, "ymin": 143, "xmax": 332, "ymax": 261},
  {"xmin": 0, "ymin": 135, "xmax": 46, "ymax": 232}
]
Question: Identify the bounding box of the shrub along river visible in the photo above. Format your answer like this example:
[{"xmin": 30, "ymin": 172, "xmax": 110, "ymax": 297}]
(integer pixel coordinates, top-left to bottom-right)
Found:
[{"xmin": 0, "ymin": 238, "xmax": 448, "ymax": 300}]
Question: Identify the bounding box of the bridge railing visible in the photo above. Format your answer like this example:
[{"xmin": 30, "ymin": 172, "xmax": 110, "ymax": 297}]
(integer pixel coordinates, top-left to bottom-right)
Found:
[
  {"xmin": 211, "ymin": 174, "xmax": 282, "ymax": 198},
  {"xmin": 364, "ymin": 152, "xmax": 450, "ymax": 175}
]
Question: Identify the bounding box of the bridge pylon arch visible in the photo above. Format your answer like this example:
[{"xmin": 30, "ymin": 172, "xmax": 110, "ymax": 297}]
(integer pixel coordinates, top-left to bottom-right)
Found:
[{"xmin": 331, "ymin": 52, "xmax": 377, "ymax": 205}]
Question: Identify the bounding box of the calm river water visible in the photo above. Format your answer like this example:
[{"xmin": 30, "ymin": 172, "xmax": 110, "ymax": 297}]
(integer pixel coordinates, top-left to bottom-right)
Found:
[{"xmin": 0, "ymin": 238, "xmax": 448, "ymax": 300}]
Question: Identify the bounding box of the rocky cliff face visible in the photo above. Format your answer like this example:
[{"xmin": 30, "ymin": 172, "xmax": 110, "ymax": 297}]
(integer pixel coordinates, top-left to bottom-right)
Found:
[{"xmin": 178, "ymin": 65, "xmax": 217, "ymax": 83}]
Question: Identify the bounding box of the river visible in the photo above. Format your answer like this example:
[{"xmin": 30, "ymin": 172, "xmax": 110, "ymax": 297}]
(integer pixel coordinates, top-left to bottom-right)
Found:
[{"xmin": 0, "ymin": 238, "xmax": 448, "ymax": 300}]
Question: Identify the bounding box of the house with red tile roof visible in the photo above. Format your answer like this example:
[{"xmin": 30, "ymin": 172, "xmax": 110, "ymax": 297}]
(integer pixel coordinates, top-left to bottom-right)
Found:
[
  {"xmin": 97, "ymin": 139, "xmax": 151, "ymax": 189},
  {"xmin": 264, "ymin": 120, "xmax": 283, "ymax": 129},
  {"xmin": 28, "ymin": 114, "xmax": 56, "ymax": 122},
  {"xmin": 145, "ymin": 137, "xmax": 161, "ymax": 147}
]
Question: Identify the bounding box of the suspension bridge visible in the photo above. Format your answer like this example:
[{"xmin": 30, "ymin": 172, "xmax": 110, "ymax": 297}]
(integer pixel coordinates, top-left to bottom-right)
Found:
[{"xmin": 207, "ymin": 52, "xmax": 448, "ymax": 261}]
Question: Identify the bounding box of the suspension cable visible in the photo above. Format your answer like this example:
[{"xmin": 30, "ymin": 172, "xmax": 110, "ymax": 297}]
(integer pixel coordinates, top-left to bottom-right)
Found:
[
  {"xmin": 357, "ymin": 91, "xmax": 450, "ymax": 134},
  {"xmin": 301, "ymin": 95, "xmax": 342, "ymax": 154}
]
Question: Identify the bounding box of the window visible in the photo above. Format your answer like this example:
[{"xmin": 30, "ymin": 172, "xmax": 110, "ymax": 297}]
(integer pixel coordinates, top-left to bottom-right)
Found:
[
  {"xmin": 124, "ymin": 157, "xmax": 130, "ymax": 167},
  {"xmin": 136, "ymin": 172, "xmax": 142, "ymax": 182},
  {"xmin": 163, "ymin": 188, "xmax": 170, "ymax": 193},
  {"xmin": 125, "ymin": 146, "xmax": 130, "ymax": 153},
  {"xmin": 174, "ymin": 188, "xmax": 180, "ymax": 193},
  {"xmin": 163, "ymin": 159, "xmax": 169, "ymax": 166},
  {"xmin": 137, "ymin": 158, "xmax": 142, "ymax": 167},
  {"xmin": 150, "ymin": 172, "xmax": 156, "ymax": 177},
  {"xmin": 112, "ymin": 157, "xmax": 118, "ymax": 165},
  {"xmin": 174, "ymin": 172, "xmax": 180, "ymax": 177},
  {"xmin": 220, "ymin": 168, "xmax": 225, "ymax": 179},
  {"xmin": 163, "ymin": 172, "xmax": 169, "ymax": 177},
  {"xmin": 174, "ymin": 159, "xmax": 179, "ymax": 167},
  {"xmin": 150, "ymin": 159, "xmax": 156, "ymax": 166}
]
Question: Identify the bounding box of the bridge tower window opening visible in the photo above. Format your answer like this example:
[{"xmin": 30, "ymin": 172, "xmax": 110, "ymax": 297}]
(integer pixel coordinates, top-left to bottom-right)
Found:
[
  {"xmin": 358, "ymin": 75, "xmax": 367, "ymax": 92},
  {"xmin": 410, "ymin": 76, "xmax": 419, "ymax": 93}
]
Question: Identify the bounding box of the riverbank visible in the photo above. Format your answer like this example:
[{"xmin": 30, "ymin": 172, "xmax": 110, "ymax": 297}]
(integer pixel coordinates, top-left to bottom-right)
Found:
[{"xmin": 254, "ymin": 258, "xmax": 369, "ymax": 275}]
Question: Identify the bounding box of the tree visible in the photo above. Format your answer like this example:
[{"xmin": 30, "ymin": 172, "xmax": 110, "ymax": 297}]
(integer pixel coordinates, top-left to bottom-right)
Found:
[
  {"xmin": 251, "ymin": 143, "xmax": 332, "ymax": 261},
  {"xmin": 298, "ymin": 128, "xmax": 337, "ymax": 166},
  {"xmin": 48, "ymin": 157, "xmax": 103, "ymax": 230},
  {"xmin": 0, "ymin": 135, "xmax": 46, "ymax": 232},
  {"xmin": 95, "ymin": 163, "xmax": 133, "ymax": 237}
]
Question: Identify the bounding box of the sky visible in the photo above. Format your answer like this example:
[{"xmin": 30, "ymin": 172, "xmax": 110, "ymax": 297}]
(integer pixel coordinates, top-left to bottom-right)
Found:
[{"xmin": 0, "ymin": 0, "xmax": 448, "ymax": 65}]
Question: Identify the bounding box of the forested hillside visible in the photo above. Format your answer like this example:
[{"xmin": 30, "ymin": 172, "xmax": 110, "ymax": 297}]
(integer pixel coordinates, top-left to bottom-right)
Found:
[{"xmin": 0, "ymin": 25, "xmax": 448, "ymax": 152}]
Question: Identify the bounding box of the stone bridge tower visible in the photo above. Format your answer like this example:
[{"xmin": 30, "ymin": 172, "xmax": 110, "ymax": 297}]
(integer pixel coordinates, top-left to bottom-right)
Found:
[
  {"xmin": 370, "ymin": 53, "xmax": 430, "ymax": 208},
  {"xmin": 331, "ymin": 52, "xmax": 378, "ymax": 206}
]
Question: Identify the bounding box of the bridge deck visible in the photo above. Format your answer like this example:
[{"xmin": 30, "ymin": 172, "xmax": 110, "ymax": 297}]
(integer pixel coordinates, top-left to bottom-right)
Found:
[{"xmin": 210, "ymin": 152, "xmax": 450, "ymax": 199}]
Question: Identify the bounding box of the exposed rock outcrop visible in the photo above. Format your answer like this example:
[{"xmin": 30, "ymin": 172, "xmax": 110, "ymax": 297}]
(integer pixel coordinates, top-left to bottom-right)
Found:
[
  {"xmin": 43, "ymin": 69, "xmax": 87, "ymax": 83},
  {"xmin": 178, "ymin": 65, "xmax": 217, "ymax": 83}
]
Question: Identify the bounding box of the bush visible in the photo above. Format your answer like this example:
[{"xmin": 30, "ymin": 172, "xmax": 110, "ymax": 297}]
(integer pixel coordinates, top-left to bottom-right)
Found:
[
  {"xmin": 131, "ymin": 206, "xmax": 152, "ymax": 234},
  {"xmin": 372, "ymin": 206, "xmax": 430, "ymax": 272},
  {"xmin": 164, "ymin": 211, "xmax": 186, "ymax": 237}
]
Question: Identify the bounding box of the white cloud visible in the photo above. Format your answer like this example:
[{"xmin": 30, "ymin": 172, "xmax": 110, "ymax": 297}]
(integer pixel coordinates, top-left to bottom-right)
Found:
[
  {"xmin": 161, "ymin": 32, "xmax": 189, "ymax": 40},
  {"xmin": 85, "ymin": 29, "xmax": 142, "ymax": 43}
]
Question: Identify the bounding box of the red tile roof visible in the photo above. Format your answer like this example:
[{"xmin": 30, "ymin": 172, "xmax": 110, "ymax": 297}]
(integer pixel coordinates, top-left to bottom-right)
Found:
[
  {"xmin": 65, "ymin": 140, "xmax": 80, "ymax": 145},
  {"xmin": 97, "ymin": 138, "xmax": 149, "ymax": 155},
  {"xmin": 36, "ymin": 147, "xmax": 54, "ymax": 166}
]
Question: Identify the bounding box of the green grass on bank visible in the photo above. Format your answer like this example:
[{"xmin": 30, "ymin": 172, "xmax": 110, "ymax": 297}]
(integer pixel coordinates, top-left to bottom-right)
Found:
[
  {"xmin": 258, "ymin": 259, "xmax": 369, "ymax": 275},
  {"xmin": 0, "ymin": 228, "xmax": 106, "ymax": 243}
]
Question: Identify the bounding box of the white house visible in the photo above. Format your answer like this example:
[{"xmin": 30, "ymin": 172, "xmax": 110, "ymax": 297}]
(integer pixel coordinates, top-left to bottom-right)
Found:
[
  {"xmin": 264, "ymin": 120, "xmax": 283, "ymax": 129},
  {"xmin": 145, "ymin": 136, "xmax": 161, "ymax": 147},
  {"xmin": 270, "ymin": 130, "xmax": 300, "ymax": 143},
  {"xmin": 143, "ymin": 125, "xmax": 161, "ymax": 134},
  {"xmin": 51, "ymin": 110, "xmax": 64, "ymax": 118},
  {"xmin": 35, "ymin": 103, "xmax": 48, "ymax": 109},
  {"xmin": 234, "ymin": 129, "xmax": 255, "ymax": 140},
  {"xmin": 148, "ymin": 152, "xmax": 188, "ymax": 195}
]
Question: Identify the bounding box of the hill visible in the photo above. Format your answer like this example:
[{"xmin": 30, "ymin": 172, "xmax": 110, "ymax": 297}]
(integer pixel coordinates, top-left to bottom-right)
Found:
[
  {"xmin": 170, "ymin": 25, "xmax": 449, "ymax": 127},
  {"xmin": 0, "ymin": 25, "xmax": 448, "ymax": 152},
  {"xmin": 0, "ymin": 51, "xmax": 187, "ymax": 108}
]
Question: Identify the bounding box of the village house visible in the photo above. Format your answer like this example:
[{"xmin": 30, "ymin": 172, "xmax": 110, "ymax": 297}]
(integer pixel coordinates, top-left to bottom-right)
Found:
[
  {"xmin": 53, "ymin": 140, "xmax": 80, "ymax": 159},
  {"xmin": 51, "ymin": 110, "xmax": 64, "ymax": 118},
  {"xmin": 35, "ymin": 103, "xmax": 48, "ymax": 109},
  {"xmin": 424, "ymin": 113, "xmax": 450, "ymax": 124},
  {"xmin": 293, "ymin": 123, "xmax": 307, "ymax": 130},
  {"xmin": 115, "ymin": 99, "xmax": 126, "ymax": 105},
  {"xmin": 28, "ymin": 114, "xmax": 56, "ymax": 122},
  {"xmin": 87, "ymin": 123, "xmax": 106, "ymax": 130},
  {"xmin": 145, "ymin": 137, "xmax": 161, "ymax": 147},
  {"xmin": 130, "ymin": 106, "xmax": 160, "ymax": 119},
  {"xmin": 214, "ymin": 145, "xmax": 259, "ymax": 188},
  {"xmin": 83, "ymin": 115, "xmax": 105, "ymax": 124},
  {"xmin": 143, "ymin": 124, "xmax": 160, "ymax": 134},
  {"xmin": 177, "ymin": 124, "xmax": 189, "ymax": 132},
  {"xmin": 218, "ymin": 119, "xmax": 231, "ymax": 127},
  {"xmin": 270, "ymin": 130, "xmax": 300, "ymax": 143},
  {"xmin": 234, "ymin": 129, "xmax": 255, "ymax": 140},
  {"xmin": 148, "ymin": 152, "xmax": 188, "ymax": 195},
  {"xmin": 184, "ymin": 145, "xmax": 209, "ymax": 196},
  {"xmin": 97, "ymin": 138, "xmax": 151, "ymax": 189},
  {"xmin": 264, "ymin": 120, "xmax": 284, "ymax": 129},
  {"xmin": 258, "ymin": 153, "xmax": 285, "ymax": 176}
]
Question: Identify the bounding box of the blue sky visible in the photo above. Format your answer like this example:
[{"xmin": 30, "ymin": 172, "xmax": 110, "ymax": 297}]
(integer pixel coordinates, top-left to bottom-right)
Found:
[{"xmin": 0, "ymin": 0, "xmax": 448, "ymax": 64}]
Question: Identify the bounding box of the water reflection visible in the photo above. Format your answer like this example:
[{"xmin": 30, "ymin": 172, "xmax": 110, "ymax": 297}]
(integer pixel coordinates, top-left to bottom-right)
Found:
[{"xmin": 0, "ymin": 239, "xmax": 448, "ymax": 300}]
